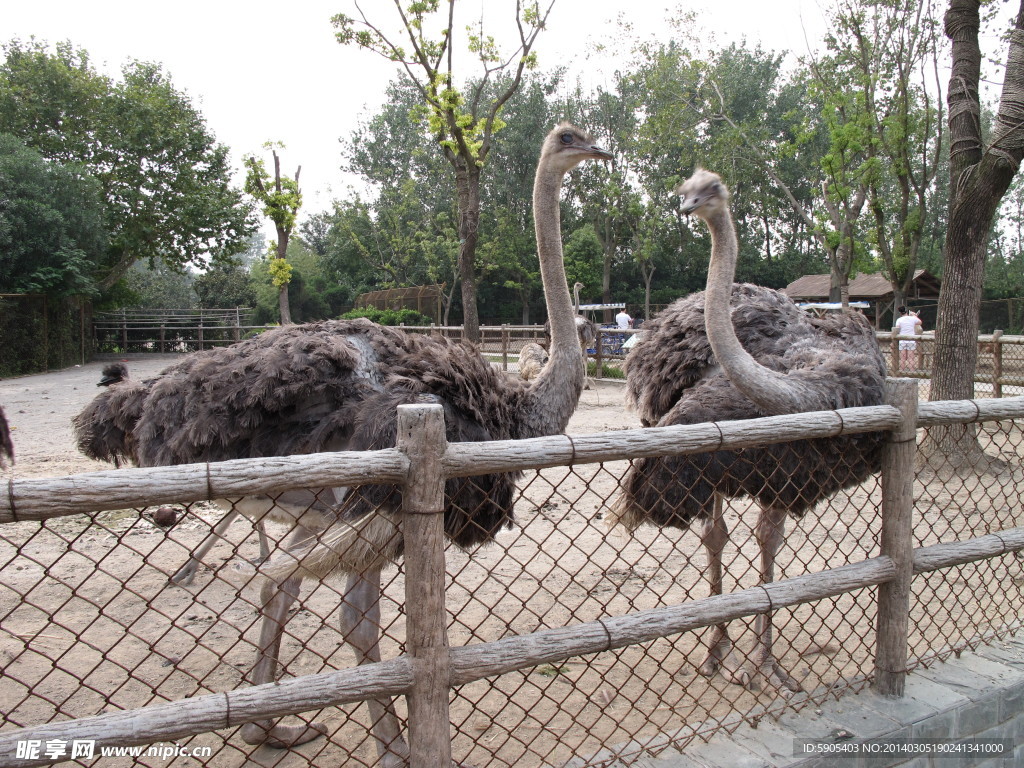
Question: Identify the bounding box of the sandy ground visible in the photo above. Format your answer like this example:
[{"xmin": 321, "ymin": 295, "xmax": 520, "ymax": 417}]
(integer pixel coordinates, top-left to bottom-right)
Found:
[{"xmin": 1, "ymin": 356, "xmax": 1022, "ymax": 768}]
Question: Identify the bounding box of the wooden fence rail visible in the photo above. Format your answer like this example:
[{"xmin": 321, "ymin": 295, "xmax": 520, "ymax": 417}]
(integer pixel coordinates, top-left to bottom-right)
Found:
[{"xmin": 1, "ymin": 389, "xmax": 1024, "ymax": 765}]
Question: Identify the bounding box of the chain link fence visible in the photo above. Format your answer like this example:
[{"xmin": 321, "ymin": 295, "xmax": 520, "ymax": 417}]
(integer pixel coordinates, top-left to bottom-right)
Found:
[
  {"xmin": 1, "ymin": 375, "xmax": 1022, "ymax": 766},
  {"xmin": 0, "ymin": 387, "xmax": 1019, "ymax": 765}
]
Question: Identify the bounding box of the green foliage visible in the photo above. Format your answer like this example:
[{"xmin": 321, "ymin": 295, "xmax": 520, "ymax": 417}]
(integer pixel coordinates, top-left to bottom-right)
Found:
[
  {"xmin": 0, "ymin": 294, "xmax": 90, "ymax": 376},
  {"xmin": 340, "ymin": 306, "xmax": 432, "ymax": 326},
  {"xmin": 123, "ymin": 261, "xmax": 196, "ymax": 309},
  {"xmin": 0, "ymin": 133, "xmax": 106, "ymax": 297},
  {"xmin": 267, "ymin": 257, "xmax": 293, "ymax": 288},
  {"xmin": 194, "ymin": 263, "xmax": 256, "ymax": 309},
  {"xmin": 243, "ymin": 146, "xmax": 302, "ymax": 236},
  {"xmin": 0, "ymin": 38, "xmax": 255, "ymax": 292}
]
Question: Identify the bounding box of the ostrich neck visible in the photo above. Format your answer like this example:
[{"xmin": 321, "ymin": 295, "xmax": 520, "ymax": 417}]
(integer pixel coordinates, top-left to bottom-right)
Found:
[
  {"xmin": 521, "ymin": 168, "xmax": 584, "ymax": 437},
  {"xmin": 703, "ymin": 207, "xmax": 811, "ymax": 416}
]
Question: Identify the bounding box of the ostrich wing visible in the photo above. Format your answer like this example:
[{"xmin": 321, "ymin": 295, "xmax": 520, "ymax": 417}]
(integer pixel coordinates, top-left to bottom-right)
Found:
[{"xmin": 626, "ymin": 284, "xmax": 815, "ymax": 425}]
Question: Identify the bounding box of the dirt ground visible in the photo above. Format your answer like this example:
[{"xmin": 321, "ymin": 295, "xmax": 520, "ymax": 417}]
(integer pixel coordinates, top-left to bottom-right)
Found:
[{"xmin": 1, "ymin": 356, "xmax": 1022, "ymax": 768}]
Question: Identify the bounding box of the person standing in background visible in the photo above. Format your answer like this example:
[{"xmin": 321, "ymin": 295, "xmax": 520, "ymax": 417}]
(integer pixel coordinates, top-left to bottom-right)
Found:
[{"xmin": 893, "ymin": 306, "xmax": 923, "ymax": 372}]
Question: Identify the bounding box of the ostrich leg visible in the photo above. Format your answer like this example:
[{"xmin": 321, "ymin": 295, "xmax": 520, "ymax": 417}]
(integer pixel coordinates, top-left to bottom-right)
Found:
[
  {"xmin": 171, "ymin": 512, "xmax": 272, "ymax": 585},
  {"xmin": 747, "ymin": 504, "xmax": 802, "ymax": 693},
  {"xmin": 697, "ymin": 494, "xmax": 743, "ymax": 680},
  {"xmin": 240, "ymin": 524, "xmax": 329, "ymax": 748},
  {"xmin": 340, "ymin": 570, "xmax": 410, "ymax": 767},
  {"xmin": 171, "ymin": 509, "xmax": 241, "ymax": 585}
]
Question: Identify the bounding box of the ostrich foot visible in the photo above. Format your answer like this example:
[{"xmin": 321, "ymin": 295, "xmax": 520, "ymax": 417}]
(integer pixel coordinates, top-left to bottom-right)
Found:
[
  {"xmin": 239, "ymin": 719, "xmax": 327, "ymax": 748},
  {"xmin": 698, "ymin": 641, "xmax": 749, "ymax": 683},
  {"xmin": 698, "ymin": 636, "xmax": 802, "ymax": 695},
  {"xmin": 170, "ymin": 561, "xmax": 200, "ymax": 585},
  {"xmin": 714, "ymin": 653, "xmax": 802, "ymax": 696},
  {"xmin": 738, "ymin": 653, "xmax": 803, "ymax": 696}
]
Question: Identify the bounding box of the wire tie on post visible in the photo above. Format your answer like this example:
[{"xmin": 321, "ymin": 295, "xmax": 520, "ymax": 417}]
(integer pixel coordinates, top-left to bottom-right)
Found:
[
  {"xmin": 7, "ymin": 478, "xmax": 17, "ymax": 523},
  {"xmin": 565, "ymin": 434, "xmax": 578, "ymax": 466}
]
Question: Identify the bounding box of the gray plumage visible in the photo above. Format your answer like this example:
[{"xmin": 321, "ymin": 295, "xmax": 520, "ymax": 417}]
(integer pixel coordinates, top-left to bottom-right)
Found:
[
  {"xmin": 76, "ymin": 319, "xmax": 527, "ymax": 549},
  {"xmin": 617, "ymin": 282, "xmax": 888, "ymax": 530},
  {"xmin": 614, "ymin": 168, "xmax": 887, "ymax": 693}
]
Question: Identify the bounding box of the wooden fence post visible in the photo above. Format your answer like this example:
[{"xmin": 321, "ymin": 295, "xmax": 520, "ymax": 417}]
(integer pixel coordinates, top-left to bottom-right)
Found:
[
  {"xmin": 396, "ymin": 403, "xmax": 452, "ymax": 767},
  {"xmin": 595, "ymin": 328, "xmax": 605, "ymax": 379},
  {"xmin": 874, "ymin": 377, "xmax": 918, "ymax": 696},
  {"xmin": 502, "ymin": 324, "xmax": 509, "ymax": 371},
  {"xmin": 992, "ymin": 330, "xmax": 1003, "ymax": 398}
]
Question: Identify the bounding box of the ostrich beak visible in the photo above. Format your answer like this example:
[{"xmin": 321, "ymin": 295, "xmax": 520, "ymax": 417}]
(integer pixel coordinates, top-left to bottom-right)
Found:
[{"xmin": 676, "ymin": 185, "xmax": 699, "ymax": 216}]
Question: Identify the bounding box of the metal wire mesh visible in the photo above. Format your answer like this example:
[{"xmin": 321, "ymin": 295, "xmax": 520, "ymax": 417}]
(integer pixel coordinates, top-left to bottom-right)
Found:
[{"xmin": 1, "ymin": 378, "xmax": 1022, "ymax": 766}]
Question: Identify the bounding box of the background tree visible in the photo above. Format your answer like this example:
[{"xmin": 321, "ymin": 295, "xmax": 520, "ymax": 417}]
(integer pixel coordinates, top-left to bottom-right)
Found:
[
  {"xmin": 123, "ymin": 261, "xmax": 197, "ymax": 309},
  {"xmin": 0, "ymin": 39, "xmax": 254, "ymax": 294},
  {"xmin": 244, "ymin": 143, "xmax": 301, "ymax": 324},
  {"xmin": 333, "ymin": 0, "xmax": 556, "ymax": 341},
  {"xmin": 925, "ymin": 0, "xmax": 1024, "ymax": 465},
  {"xmin": 823, "ymin": 0, "xmax": 945, "ymax": 319},
  {"xmin": 0, "ymin": 133, "xmax": 106, "ymax": 297}
]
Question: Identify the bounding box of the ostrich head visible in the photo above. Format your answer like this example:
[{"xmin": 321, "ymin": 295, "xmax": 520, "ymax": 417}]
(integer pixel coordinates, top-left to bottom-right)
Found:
[
  {"xmin": 676, "ymin": 169, "xmax": 730, "ymax": 219},
  {"xmin": 98, "ymin": 363, "xmax": 129, "ymax": 387},
  {"xmin": 540, "ymin": 124, "xmax": 613, "ymax": 173}
]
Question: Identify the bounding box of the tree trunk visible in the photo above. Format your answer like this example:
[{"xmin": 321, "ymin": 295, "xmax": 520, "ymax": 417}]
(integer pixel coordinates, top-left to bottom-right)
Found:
[
  {"xmin": 643, "ymin": 264, "xmax": 655, "ymax": 322},
  {"xmin": 455, "ymin": 162, "xmax": 481, "ymax": 343},
  {"xmin": 921, "ymin": 0, "xmax": 1024, "ymax": 468},
  {"xmin": 276, "ymin": 227, "xmax": 293, "ymax": 325},
  {"xmin": 602, "ymin": 235, "xmax": 614, "ymax": 325},
  {"xmin": 278, "ymin": 284, "xmax": 293, "ymax": 325}
]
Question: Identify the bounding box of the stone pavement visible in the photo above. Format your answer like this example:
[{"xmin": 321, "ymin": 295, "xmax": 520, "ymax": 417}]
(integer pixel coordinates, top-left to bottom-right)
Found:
[{"xmin": 559, "ymin": 637, "xmax": 1024, "ymax": 768}]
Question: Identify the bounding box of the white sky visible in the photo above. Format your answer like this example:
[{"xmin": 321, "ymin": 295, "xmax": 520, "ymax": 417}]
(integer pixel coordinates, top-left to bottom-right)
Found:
[
  {"xmin": 0, "ymin": 0, "xmax": 895, "ymax": 229},
  {"xmin": 4, "ymin": 1, "xmax": 837, "ymax": 222}
]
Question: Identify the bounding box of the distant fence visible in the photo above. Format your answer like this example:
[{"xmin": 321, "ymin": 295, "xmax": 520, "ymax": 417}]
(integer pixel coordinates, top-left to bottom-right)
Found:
[
  {"xmin": 881, "ymin": 330, "xmax": 1024, "ymax": 397},
  {"xmin": 91, "ymin": 308, "xmax": 261, "ymax": 354},
  {"xmin": 1, "ymin": 384, "xmax": 1023, "ymax": 765},
  {"xmin": 85, "ymin": 314, "xmax": 1024, "ymax": 398}
]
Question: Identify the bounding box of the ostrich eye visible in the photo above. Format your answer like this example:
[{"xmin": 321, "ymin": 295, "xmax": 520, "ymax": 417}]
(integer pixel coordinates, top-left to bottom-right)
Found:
[{"xmin": 560, "ymin": 132, "xmax": 574, "ymax": 145}]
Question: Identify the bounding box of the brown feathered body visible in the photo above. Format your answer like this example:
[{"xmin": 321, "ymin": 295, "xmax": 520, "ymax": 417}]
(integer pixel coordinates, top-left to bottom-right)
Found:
[
  {"xmin": 615, "ymin": 283, "xmax": 888, "ymax": 531},
  {"xmin": 75, "ymin": 317, "xmax": 535, "ymax": 553}
]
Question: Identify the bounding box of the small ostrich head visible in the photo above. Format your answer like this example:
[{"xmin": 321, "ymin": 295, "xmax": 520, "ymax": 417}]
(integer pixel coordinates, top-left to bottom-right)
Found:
[
  {"xmin": 98, "ymin": 363, "xmax": 129, "ymax": 387},
  {"xmin": 676, "ymin": 168, "xmax": 729, "ymax": 218},
  {"xmin": 541, "ymin": 123, "xmax": 613, "ymax": 173}
]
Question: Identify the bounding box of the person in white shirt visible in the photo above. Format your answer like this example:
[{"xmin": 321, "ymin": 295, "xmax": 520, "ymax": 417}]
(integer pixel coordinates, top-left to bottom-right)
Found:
[
  {"xmin": 615, "ymin": 309, "xmax": 632, "ymax": 329},
  {"xmin": 893, "ymin": 306, "xmax": 923, "ymax": 372}
]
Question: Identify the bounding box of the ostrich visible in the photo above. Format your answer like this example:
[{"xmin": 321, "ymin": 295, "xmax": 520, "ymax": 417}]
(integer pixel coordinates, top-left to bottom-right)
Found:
[
  {"xmin": 542, "ymin": 281, "xmax": 597, "ymax": 386},
  {"xmin": 0, "ymin": 406, "xmax": 13, "ymax": 468},
  {"xmin": 545, "ymin": 281, "xmax": 597, "ymax": 355},
  {"xmin": 75, "ymin": 124, "xmax": 611, "ymax": 762},
  {"xmin": 517, "ymin": 341, "xmax": 549, "ymax": 381},
  {"xmin": 614, "ymin": 169, "xmax": 887, "ymax": 693},
  {"xmin": 571, "ymin": 281, "xmax": 598, "ymax": 353}
]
